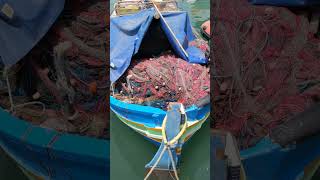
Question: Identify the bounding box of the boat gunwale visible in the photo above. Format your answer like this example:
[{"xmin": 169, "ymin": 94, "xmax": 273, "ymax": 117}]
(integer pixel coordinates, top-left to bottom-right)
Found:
[
  {"xmin": 110, "ymin": 96, "xmax": 209, "ymax": 120},
  {"xmin": 112, "ymin": 108, "xmax": 209, "ymax": 139},
  {"xmin": 0, "ymin": 107, "xmax": 109, "ymax": 162}
]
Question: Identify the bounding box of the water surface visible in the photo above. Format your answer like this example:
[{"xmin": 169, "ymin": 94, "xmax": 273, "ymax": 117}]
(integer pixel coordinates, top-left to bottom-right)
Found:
[
  {"xmin": 111, "ymin": 113, "xmax": 210, "ymax": 180},
  {"xmin": 0, "ymin": 148, "xmax": 28, "ymax": 180}
]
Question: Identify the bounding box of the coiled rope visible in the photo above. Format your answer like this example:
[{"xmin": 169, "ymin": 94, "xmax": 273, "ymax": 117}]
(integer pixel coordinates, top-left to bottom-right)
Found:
[{"xmin": 3, "ymin": 67, "xmax": 46, "ymax": 115}]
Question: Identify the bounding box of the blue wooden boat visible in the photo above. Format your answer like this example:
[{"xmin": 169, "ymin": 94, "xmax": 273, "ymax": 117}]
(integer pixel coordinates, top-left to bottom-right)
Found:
[
  {"xmin": 0, "ymin": 0, "xmax": 110, "ymax": 179},
  {"xmin": 110, "ymin": 2, "xmax": 210, "ymax": 147},
  {"xmin": 110, "ymin": 2, "xmax": 210, "ymax": 176}
]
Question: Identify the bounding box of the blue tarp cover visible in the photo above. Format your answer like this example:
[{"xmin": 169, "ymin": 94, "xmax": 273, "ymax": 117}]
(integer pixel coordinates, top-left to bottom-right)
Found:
[
  {"xmin": 249, "ymin": 0, "xmax": 320, "ymax": 6},
  {"xmin": 0, "ymin": 0, "xmax": 65, "ymax": 67},
  {"xmin": 110, "ymin": 8, "xmax": 207, "ymax": 82}
]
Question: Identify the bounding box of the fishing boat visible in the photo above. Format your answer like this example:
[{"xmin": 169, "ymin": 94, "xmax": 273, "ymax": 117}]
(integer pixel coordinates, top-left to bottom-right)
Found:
[
  {"xmin": 0, "ymin": 1, "xmax": 109, "ymax": 179},
  {"xmin": 110, "ymin": 0, "xmax": 210, "ymax": 145},
  {"xmin": 110, "ymin": 0, "xmax": 210, "ymax": 177}
]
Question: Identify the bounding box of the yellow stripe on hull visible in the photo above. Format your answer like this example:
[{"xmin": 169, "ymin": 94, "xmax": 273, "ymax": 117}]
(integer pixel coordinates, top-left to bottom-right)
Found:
[{"xmin": 114, "ymin": 111, "xmax": 210, "ymax": 143}]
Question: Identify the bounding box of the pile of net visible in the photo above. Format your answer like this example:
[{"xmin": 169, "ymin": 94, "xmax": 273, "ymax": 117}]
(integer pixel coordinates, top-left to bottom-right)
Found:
[
  {"xmin": 212, "ymin": 0, "xmax": 320, "ymax": 149},
  {"xmin": 60, "ymin": 0, "xmax": 108, "ymax": 113},
  {"xmin": 0, "ymin": 0, "xmax": 108, "ymax": 139},
  {"xmin": 113, "ymin": 52, "xmax": 210, "ymax": 110}
]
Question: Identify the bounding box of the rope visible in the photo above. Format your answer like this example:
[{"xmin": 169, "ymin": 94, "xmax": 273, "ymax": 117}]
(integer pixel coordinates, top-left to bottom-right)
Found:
[
  {"xmin": 2, "ymin": 66, "xmax": 46, "ymax": 115},
  {"xmin": 150, "ymin": 0, "xmax": 189, "ymax": 58},
  {"xmin": 4, "ymin": 68, "xmax": 14, "ymax": 112},
  {"xmin": 161, "ymin": 107, "xmax": 187, "ymax": 146},
  {"xmin": 144, "ymin": 143, "xmax": 171, "ymax": 180},
  {"xmin": 111, "ymin": 82, "xmax": 115, "ymax": 96},
  {"xmin": 144, "ymin": 105, "xmax": 187, "ymax": 180}
]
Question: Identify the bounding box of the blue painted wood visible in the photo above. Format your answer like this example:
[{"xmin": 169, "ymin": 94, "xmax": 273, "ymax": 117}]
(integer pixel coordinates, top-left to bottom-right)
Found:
[
  {"xmin": 110, "ymin": 96, "xmax": 210, "ymax": 129},
  {"xmin": 0, "ymin": 107, "xmax": 109, "ymax": 180},
  {"xmin": 146, "ymin": 104, "xmax": 182, "ymax": 170},
  {"xmin": 241, "ymin": 135, "xmax": 320, "ymax": 180}
]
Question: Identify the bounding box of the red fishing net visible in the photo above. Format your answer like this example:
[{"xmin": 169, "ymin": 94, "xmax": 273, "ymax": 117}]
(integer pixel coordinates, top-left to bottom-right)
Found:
[
  {"xmin": 114, "ymin": 51, "xmax": 210, "ymax": 110},
  {"xmin": 60, "ymin": 1, "xmax": 108, "ymax": 113},
  {"xmin": 0, "ymin": 0, "xmax": 109, "ymax": 139},
  {"xmin": 212, "ymin": 0, "xmax": 320, "ymax": 149}
]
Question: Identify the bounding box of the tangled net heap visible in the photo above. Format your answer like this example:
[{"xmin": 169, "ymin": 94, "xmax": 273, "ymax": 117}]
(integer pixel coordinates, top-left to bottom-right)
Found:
[
  {"xmin": 0, "ymin": 0, "xmax": 108, "ymax": 139},
  {"xmin": 212, "ymin": 0, "xmax": 320, "ymax": 149},
  {"xmin": 60, "ymin": 0, "xmax": 108, "ymax": 113},
  {"xmin": 114, "ymin": 52, "xmax": 210, "ymax": 110}
]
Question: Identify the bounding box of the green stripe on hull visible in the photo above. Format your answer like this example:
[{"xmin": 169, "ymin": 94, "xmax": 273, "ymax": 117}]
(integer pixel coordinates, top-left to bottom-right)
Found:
[
  {"xmin": 114, "ymin": 112, "xmax": 210, "ymax": 142},
  {"xmin": 115, "ymin": 114, "xmax": 162, "ymax": 136}
]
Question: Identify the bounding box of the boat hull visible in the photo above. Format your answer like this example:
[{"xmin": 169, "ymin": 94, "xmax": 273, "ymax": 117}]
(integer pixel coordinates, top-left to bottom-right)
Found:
[
  {"xmin": 110, "ymin": 96, "xmax": 210, "ymax": 146},
  {"xmin": 241, "ymin": 135, "xmax": 320, "ymax": 180},
  {"xmin": 0, "ymin": 108, "xmax": 109, "ymax": 180}
]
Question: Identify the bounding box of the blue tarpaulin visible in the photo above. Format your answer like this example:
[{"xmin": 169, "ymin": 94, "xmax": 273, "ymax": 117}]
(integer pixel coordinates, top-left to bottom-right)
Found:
[
  {"xmin": 110, "ymin": 8, "xmax": 207, "ymax": 83},
  {"xmin": 249, "ymin": 0, "xmax": 320, "ymax": 6},
  {"xmin": 0, "ymin": 0, "xmax": 65, "ymax": 67}
]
